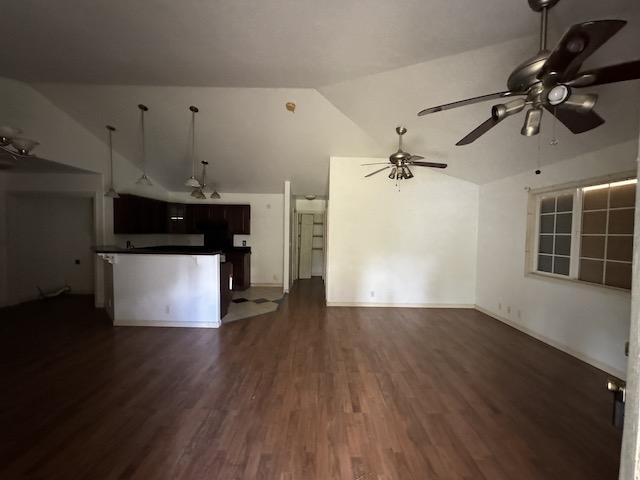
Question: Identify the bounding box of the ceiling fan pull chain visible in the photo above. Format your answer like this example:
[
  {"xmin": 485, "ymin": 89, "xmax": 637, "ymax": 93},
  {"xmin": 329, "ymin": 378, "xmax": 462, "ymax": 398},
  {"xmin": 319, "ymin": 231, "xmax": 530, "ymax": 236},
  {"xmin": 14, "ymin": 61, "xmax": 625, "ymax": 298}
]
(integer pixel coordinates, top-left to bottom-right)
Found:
[{"xmin": 550, "ymin": 107, "xmax": 559, "ymax": 145}]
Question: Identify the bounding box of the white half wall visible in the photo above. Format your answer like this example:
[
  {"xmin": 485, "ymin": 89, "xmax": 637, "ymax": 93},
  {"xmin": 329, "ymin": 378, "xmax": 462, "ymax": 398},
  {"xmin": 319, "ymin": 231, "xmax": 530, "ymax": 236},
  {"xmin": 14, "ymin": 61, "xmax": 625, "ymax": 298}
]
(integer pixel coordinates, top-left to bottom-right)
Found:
[
  {"xmin": 476, "ymin": 140, "xmax": 638, "ymax": 379},
  {"xmin": 168, "ymin": 192, "xmax": 285, "ymax": 286},
  {"xmin": 106, "ymin": 253, "xmax": 221, "ymax": 328},
  {"xmin": 326, "ymin": 157, "xmax": 479, "ymax": 307}
]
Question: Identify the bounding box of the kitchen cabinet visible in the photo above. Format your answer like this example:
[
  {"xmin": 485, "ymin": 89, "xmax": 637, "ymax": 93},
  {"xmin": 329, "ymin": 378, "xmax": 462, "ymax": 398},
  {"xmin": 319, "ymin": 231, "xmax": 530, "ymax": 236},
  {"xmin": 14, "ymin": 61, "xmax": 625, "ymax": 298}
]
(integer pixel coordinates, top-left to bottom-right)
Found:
[
  {"xmin": 113, "ymin": 195, "xmax": 167, "ymax": 234},
  {"xmin": 113, "ymin": 195, "xmax": 250, "ymax": 236}
]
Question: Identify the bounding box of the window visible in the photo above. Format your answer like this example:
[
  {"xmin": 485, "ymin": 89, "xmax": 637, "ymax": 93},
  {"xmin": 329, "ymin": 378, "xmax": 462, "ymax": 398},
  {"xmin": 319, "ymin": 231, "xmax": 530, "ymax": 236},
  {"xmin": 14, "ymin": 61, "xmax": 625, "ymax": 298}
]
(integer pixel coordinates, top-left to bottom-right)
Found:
[
  {"xmin": 532, "ymin": 177, "xmax": 636, "ymax": 290},
  {"xmin": 537, "ymin": 192, "xmax": 573, "ymax": 276}
]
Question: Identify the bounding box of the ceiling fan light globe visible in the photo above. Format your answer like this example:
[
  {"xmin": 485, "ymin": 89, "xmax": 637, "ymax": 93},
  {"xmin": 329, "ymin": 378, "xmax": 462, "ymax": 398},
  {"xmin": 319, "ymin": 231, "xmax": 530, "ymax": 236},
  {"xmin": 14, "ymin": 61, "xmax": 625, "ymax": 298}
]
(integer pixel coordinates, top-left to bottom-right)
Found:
[
  {"xmin": 562, "ymin": 93, "xmax": 598, "ymax": 113},
  {"xmin": 521, "ymin": 108, "xmax": 543, "ymax": 136},
  {"xmin": 547, "ymin": 85, "xmax": 570, "ymax": 105}
]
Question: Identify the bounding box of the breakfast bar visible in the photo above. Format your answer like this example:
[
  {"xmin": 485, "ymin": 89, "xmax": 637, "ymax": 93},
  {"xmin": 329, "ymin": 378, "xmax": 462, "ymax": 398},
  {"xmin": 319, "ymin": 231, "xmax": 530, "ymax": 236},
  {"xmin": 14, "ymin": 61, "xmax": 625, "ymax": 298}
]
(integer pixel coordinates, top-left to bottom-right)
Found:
[{"xmin": 97, "ymin": 246, "xmax": 229, "ymax": 328}]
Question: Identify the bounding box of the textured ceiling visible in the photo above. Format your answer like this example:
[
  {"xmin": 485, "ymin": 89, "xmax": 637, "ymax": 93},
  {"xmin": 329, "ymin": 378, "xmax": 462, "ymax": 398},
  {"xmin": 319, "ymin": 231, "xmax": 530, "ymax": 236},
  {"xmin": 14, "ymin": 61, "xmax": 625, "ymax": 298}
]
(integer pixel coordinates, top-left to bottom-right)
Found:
[{"xmin": 2, "ymin": 0, "xmax": 637, "ymax": 87}]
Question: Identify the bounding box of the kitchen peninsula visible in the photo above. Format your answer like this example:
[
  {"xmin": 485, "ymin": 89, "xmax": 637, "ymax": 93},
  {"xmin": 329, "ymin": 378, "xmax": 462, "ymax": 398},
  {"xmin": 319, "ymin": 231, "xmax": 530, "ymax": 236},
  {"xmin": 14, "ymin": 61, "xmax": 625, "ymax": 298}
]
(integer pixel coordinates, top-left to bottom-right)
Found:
[{"xmin": 97, "ymin": 246, "xmax": 231, "ymax": 328}]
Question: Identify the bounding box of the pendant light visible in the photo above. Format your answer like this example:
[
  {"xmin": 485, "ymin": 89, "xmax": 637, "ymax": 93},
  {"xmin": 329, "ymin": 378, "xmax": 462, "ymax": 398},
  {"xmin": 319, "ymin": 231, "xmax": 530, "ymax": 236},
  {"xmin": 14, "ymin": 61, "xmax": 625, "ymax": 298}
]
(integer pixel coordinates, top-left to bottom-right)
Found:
[
  {"xmin": 104, "ymin": 125, "xmax": 119, "ymax": 198},
  {"xmin": 210, "ymin": 190, "xmax": 221, "ymax": 200},
  {"xmin": 191, "ymin": 161, "xmax": 209, "ymax": 199},
  {"xmin": 184, "ymin": 106, "xmax": 201, "ymax": 188},
  {"xmin": 135, "ymin": 104, "xmax": 153, "ymax": 186}
]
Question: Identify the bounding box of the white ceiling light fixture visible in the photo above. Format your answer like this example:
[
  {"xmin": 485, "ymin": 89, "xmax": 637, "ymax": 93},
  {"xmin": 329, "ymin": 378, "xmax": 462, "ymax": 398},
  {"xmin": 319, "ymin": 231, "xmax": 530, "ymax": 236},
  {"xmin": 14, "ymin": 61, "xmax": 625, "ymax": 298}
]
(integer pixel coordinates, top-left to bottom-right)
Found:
[
  {"xmin": 104, "ymin": 125, "xmax": 119, "ymax": 199},
  {"xmin": 184, "ymin": 105, "xmax": 201, "ymax": 188},
  {"xmin": 135, "ymin": 104, "xmax": 153, "ymax": 186},
  {"xmin": 0, "ymin": 125, "xmax": 40, "ymax": 157}
]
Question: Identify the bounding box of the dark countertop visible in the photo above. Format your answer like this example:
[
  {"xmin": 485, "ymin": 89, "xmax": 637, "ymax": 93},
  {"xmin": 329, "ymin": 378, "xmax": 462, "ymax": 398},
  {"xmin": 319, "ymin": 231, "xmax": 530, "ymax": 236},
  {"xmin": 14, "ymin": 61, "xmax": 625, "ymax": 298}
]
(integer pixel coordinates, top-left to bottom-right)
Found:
[{"xmin": 94, "ymin": 245, "xmax": 224, "ymax": 256}]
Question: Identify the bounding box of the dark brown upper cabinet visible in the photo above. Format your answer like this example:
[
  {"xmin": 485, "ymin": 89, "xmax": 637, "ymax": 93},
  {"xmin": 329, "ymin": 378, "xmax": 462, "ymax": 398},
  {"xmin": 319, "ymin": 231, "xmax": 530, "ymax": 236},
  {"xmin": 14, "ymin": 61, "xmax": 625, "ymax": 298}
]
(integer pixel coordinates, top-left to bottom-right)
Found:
[{"xmin": 113, "ymin": 195, "xmax": 250, "ymax": 235}]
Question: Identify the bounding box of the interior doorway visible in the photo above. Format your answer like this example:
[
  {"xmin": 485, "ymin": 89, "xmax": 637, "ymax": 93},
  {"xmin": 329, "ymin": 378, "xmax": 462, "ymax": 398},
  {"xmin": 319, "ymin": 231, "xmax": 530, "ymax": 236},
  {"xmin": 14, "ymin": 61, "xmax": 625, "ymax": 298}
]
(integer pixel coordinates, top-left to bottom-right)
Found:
[
  {"xmin": 7, "ymin": 193, "xmax": 95, "ymax": 305},
  {"xmin": 295, "ymin": 211, "xmax": 325, "ymax": 280}
]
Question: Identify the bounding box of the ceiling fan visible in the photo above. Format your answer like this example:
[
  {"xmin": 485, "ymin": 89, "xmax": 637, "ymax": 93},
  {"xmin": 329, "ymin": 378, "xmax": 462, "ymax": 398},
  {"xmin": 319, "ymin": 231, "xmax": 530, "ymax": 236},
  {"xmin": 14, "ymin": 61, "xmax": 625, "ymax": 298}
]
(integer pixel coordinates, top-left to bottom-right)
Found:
[
  {"xmin": 417, "ymin": 0, "xmax": 640, "ymax": 145},
  {"xmin": 363, "ymin": 127, "xmax": 447, "ymax": 179}
]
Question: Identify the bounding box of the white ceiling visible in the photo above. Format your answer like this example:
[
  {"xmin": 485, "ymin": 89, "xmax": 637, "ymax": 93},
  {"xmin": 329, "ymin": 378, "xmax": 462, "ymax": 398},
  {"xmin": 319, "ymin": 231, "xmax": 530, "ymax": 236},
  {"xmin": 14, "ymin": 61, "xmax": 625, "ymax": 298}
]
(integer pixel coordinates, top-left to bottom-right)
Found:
[
  {"xmin": 6, "ymin": 0, "xmax": 640, "ymax": 192},
  {"xmin": 33, "ymin": 84, "xmax": 381, "ymax": 194},
  {"xmin": 320, "ymin": 30, "xmax": 640, "ymax": 184},
  {"xmin": 2, "ymin": 0, "xmax": 637, "ymax": 88}
]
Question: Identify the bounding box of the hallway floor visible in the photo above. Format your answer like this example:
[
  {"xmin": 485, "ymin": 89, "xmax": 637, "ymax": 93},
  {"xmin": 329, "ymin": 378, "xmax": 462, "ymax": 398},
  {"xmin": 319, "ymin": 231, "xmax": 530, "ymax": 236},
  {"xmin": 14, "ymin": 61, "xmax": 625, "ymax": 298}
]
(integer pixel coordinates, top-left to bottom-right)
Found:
[{"xmin": 0, "ymin": 279, "xmax": 622, "ymax": 479}]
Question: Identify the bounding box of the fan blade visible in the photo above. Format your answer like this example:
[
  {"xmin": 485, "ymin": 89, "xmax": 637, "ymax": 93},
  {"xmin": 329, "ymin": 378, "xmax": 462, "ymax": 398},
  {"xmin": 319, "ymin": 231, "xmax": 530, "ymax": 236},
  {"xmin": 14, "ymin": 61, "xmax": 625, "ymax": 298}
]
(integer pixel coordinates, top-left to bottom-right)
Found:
[
  {"xmin": 409, "ymin": 155, "xmax": 424, "ymax": 161},
  {"xmin": 418, "ymin": 91, "xmax": 525, "ymax": 116},
  {"xmin": 361, "ymin": 162, "xmax": 390, "ymax": 166},
  {"xmin": 364, "ymin": 166, "xmax": 390, "ymax": 178},
  {"xmin": 411, "ymin": 161, "xmax": 448, "ymax": 169},
  {"xmin": 544, "ymin": 105, "xmax": 605, "ymax": 134},
  {"xmin": 456, "ymin": 117, "xmax": 501, "ymax": 146},
  {"xmin": 540, "ymin": 20, "xmax": 627, "ymax": 83},
  {"xmin": 568, "ymin": 60, "xmax": 640, "ymax": 88}
]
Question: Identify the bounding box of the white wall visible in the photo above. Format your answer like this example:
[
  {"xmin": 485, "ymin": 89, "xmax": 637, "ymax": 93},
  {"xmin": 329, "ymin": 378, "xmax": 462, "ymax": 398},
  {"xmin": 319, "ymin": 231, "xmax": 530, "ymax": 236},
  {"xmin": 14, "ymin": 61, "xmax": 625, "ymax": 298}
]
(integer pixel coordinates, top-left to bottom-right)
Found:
[
  {"xmin": 326, "ymin": 157, "xmax": 479, "ymax": 306},
  {"xmin": 0, "ymin": 77, "xmax": 171, "ymax": 307},
  {"xmin": 8, "ymin": 194, "xmax": 95, "ymax": 304},
  {"xmin": 476, "ymin": 140, "xmax": 638, "ymax": 379},
  {"xmin": 168, "ymin": 192, "xmax": 285, "ymax": 286}
]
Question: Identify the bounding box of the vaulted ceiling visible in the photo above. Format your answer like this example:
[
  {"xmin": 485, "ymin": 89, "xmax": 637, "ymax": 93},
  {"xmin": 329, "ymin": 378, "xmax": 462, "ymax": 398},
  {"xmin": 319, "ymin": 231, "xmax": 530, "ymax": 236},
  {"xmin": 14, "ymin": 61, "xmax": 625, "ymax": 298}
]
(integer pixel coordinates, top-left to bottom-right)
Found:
[{"xmin": 3, "ymin": 0, "xmax": 640, "ymax": 193}]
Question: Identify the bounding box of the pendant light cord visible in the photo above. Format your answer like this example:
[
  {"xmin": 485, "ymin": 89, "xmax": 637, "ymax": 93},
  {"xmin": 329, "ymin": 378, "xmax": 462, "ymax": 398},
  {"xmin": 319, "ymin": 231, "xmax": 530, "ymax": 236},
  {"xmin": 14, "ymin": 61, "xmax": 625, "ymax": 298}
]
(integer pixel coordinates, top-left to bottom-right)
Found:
[
  {"xmin": 140, "ymin": 109, "xmax": 146, "ymax": 174},
  {"xmin": 109, "ymin": 129, "xmax": 114, "ymax": 184},
  {"xmin": 192, "ymin": 110, "xmax": 197, "ymax": 177}
]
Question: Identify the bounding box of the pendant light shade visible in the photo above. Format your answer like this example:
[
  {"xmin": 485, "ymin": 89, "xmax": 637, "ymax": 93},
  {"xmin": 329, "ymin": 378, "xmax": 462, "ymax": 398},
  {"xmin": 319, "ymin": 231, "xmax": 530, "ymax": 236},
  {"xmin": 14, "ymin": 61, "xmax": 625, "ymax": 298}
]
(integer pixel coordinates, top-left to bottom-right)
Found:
[
  {"xmin": 210, "ymin": 191, "xmax": 221, "ymax": 199},
  {"xmin": 104, "ymin": 125, "xmax": 119, "ymax": 199},
  {"xmin": 135, "ymin": 104, "xmax": 153, "ymax": 186},
  {"xmin": 185, "ymin": 106, "xmax": 202, "ymax": 188}
]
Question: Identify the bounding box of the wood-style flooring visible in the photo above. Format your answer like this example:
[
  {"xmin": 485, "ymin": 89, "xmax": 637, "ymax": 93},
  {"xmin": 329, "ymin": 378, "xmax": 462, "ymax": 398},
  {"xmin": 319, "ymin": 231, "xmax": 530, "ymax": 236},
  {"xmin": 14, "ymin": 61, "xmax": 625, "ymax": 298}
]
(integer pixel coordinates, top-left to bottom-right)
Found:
[{"xmin": 0, "ymin": 279, "xmax": 622, "ymax": 479}]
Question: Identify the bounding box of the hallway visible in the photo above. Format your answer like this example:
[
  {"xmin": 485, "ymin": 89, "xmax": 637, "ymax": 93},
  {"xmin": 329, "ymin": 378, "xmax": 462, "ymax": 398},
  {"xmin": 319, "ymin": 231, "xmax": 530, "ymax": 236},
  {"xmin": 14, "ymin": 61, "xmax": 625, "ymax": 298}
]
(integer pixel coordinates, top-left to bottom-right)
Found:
[{"xmin": 0, "ymin": 279, "xmax": 622, "ymax": 479}]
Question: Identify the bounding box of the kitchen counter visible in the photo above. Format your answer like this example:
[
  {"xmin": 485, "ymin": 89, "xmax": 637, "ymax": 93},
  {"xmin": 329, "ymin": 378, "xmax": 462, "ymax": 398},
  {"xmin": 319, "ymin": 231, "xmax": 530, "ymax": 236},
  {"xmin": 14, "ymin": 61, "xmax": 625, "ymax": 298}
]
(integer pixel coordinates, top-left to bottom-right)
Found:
[{"xmin": 95, "ymin": 245, "xmax": 224, "ymax": 255}]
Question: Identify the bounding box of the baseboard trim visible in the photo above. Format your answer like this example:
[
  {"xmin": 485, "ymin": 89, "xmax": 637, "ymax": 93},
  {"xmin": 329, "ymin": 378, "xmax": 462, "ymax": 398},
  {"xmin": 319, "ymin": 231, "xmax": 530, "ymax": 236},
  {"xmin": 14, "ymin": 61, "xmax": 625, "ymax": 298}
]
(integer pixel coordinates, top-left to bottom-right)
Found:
[
  {"xmin": 474, "ymin": 305, "xmax": 625, "ymax": 379},
  {"xmin": 251, "ymin": 283, "xmax": 283, "ymax": 288},
  {"xmin": 114, "ymin": 319, "xmax": 221, "ymax": 329},
  {"xmin": 326, "ymin": 302, "xmax": 475, "ymax": 309}
]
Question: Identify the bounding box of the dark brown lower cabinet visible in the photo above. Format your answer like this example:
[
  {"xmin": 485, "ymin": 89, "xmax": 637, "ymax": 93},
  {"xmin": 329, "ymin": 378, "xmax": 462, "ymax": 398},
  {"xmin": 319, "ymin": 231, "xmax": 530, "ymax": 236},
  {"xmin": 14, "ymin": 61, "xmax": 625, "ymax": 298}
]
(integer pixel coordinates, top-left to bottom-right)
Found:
[
  {"xmin": 220, "ymin": 261, "xmax": 233, "ymax": 318},
  {"xmin": 227, "ymin": 250, "xmax": 251, "ymax": 291}
]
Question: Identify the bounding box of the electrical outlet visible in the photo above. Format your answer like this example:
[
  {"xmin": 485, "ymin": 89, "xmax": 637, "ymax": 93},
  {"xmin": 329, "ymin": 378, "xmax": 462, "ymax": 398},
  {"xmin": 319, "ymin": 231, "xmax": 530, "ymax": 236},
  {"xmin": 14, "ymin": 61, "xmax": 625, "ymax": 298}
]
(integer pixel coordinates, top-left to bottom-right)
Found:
[
  {"xmin": 165, "ymin": 305, "xmax": 170, "ymax": 315},
  {"xmin": 370, "ymin": 291, "xmax": 375, "ymax": 298},
  {"xmin": 517, "ymin": 309, "xmax": 522, "ymax": 319},
  {"xmin": 498, "ymin": 302, "xmax": 502, "ymax": 310},
  {"xmin": 507, "ymin": 306, "xmax": 511, "ymax": 314}
]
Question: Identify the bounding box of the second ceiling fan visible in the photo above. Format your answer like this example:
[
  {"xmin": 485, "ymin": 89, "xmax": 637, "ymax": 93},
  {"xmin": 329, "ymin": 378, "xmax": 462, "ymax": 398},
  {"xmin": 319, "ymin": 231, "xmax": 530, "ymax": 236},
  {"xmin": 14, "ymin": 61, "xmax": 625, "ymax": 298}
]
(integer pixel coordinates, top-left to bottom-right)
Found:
[
  {"xmin": 363, "ymin": 127, "xmax": 447, "ymax": 180},
  {"xmin": 417, "ymin": 0, "xmax": 640, "ymax": 145}
]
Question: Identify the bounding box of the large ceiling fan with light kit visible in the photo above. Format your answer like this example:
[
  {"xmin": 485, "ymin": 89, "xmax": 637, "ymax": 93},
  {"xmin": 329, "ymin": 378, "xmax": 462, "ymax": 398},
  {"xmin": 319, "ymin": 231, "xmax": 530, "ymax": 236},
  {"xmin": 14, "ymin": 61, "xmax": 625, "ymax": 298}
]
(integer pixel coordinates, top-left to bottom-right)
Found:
[
  {"xmin": 363, "ymin": 126, "xmax": 447, "ymax": 180},
  {"xmin": 417, "ymin": 0, "xmax": 640, "ymax": 145}
]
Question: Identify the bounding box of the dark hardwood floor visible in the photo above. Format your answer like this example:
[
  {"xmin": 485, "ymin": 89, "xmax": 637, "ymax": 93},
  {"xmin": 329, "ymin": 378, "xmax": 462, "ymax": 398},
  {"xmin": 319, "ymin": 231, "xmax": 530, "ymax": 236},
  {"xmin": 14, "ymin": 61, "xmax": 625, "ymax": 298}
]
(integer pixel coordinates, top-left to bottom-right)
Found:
[{"xmin": 0, "ymin": 279, "xmax": 621, "ymax": 479}]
